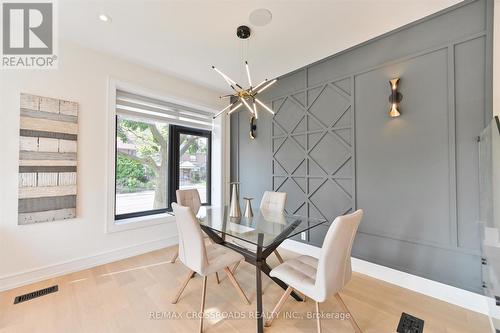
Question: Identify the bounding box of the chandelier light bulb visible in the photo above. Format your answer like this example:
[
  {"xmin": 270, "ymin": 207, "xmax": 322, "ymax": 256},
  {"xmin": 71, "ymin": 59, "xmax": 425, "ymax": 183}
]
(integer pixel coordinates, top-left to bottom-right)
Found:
[
  {"xmin": 245, "ymin": 61, "xmax": 253, "ymax": 88},
  {"xmin": 253, "ymin": 100, "xmax": 258, "ymax": 119},
  {"xmin": 227, "ymin": 102, "xmax": 243, "ymax": 115},
  {"xmin": 256, "ymin": 79, "xmax": 277, "ymax": 94},
  {"xmin": 255, "ymin": 98, "xmax": 275, "ymax": 115}
]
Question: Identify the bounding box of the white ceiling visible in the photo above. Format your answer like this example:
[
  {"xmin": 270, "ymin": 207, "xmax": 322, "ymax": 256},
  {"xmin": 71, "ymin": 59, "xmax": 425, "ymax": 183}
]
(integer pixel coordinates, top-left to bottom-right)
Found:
[{"xmin": 60, "ymin": 0, "xmax": 462, "ymax": 94}]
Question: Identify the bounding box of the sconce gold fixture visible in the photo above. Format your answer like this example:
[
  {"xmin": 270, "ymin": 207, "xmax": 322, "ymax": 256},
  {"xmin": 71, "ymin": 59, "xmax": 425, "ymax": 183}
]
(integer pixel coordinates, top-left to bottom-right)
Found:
[{"xmin": 388, "ymin": 78, "xmax": 403, "ymax": 118}]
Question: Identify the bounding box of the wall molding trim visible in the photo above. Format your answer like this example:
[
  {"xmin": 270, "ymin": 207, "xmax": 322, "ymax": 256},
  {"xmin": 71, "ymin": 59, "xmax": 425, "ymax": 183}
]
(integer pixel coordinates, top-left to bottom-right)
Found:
[
  {"xmin": 265, "ymin": 29, "xmax": 488, "ymax": 104},
  {"xmin": 0, "ymin": 236, "xmax": 178, "ymax": 292},
  {"xmin": 356, "ymin": 229, "xmax": 481, "ymax": 256},
  {"xmin": 280, "ymin": 239, "xmax": 490, "ymax": 316}
]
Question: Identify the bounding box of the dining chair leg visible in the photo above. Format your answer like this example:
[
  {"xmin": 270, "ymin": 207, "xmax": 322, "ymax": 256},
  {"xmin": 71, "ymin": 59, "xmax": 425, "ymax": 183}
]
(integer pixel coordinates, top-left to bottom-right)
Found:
[
  {"xmin": 274, "ymin": 249, "xmax": 284, "ymax": 264},
  {"xmin": 315, "ymin": 302, "xmax": 322, "ymax": 333},
  {"xmin": 223, "ymin": 267, "xmax": 250, "ymax": 305},
  {"xmin": 215, "ymin": 272, "xmax": 220, "ymax": 284},
  {"xmin": 231, "ymin": 260, "xmax": 241, "ymax": 274},
  {"xmin": 171, "ymin": 270, "xmax": 194, "ymax": 304},
  {"xmin": 335, "ymin": 293, "xmax": 362, "ymax": 333},
  {"xmin": 169, "ymin": 248, "xmax": 179, "ymax": 263},
  {"xmin": 264, "ymin": 286, "xmax": 293, "ymax": 327},
  {"xmin": 199, "ymin": 276, "xmax": 207, "ymax": 333}
]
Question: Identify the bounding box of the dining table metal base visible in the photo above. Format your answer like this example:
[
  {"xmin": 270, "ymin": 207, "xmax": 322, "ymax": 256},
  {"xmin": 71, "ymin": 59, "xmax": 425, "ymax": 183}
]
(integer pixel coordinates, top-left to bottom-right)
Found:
[{"xmin": 200, "ymin": 226, "xmax": 304, "ymax": 333}]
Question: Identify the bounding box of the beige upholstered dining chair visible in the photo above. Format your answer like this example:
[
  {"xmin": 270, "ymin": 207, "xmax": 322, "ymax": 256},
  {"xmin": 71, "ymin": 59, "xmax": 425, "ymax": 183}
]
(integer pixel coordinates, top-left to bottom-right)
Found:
[
  {"xmin": 265, "ymin": 210, "xmax": 364, "ymax": 333},
  {"xmin": 171, "ymin": 189, "xmax": 221, "ymax": 283},
  {"xmin": 260, "ymin": 191, "xmax": 287, "ymax": 263},
  {"xmin": 260, "ymin": 191, "xmax": 287, "ymax": 213},
  {"xmin": 171, "ymin": 203, "xmax": 251, "ymax": 333},
  {"xmin": 170, "ymin": 189, "xmax": 202, "ymax": 263},
  {"xmin": 231, "ymin": 191, "xmax": 287, "ymax": 273}
]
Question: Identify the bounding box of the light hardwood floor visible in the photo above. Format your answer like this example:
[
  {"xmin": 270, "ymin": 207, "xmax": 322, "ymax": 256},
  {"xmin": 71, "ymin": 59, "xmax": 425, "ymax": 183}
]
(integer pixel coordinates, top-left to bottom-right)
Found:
[{"xmin": 0, "ymin": 246, "xmax": 490, "ymax": 333}]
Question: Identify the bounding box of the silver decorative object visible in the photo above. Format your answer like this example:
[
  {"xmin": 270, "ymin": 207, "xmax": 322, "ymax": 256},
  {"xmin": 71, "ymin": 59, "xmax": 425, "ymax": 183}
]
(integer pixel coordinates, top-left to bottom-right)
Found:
[
  {"xmin": 243, "ymin": 197, "xmax": 254, "ymax": 218},
  {"xmin": 229, "ymin": 182, "xmax": 241, "ymax": 217}
]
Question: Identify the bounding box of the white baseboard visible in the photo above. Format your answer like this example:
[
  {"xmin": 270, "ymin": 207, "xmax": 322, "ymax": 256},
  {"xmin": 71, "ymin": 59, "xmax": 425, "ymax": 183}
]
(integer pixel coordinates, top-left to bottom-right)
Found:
[
  {"xmin": 280, "ymin": 239, "xmax": 491, "ymax": 316},
  {"xmin": 0, "ymin": 236, "xmax": 178, "ymax": 292}
]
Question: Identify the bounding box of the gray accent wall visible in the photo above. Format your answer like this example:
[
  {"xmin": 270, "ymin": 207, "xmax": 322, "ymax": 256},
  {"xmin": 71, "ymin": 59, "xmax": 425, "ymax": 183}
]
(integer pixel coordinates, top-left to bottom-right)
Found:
[{"xmin": 230, "ymin": 0, "xmax": 493, "ymax": 293}]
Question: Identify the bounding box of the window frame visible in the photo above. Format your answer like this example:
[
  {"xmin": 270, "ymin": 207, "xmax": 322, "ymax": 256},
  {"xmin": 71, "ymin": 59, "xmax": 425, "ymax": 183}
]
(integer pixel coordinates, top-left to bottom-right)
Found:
[{"xmin": 168, "ymin": 125, "xmax": 212, "ymax": 210}]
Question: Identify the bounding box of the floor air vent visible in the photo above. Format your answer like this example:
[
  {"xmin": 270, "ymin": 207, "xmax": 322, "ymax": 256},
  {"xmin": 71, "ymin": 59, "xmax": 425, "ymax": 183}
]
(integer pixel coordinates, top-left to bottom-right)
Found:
[
  {"xmin": 14, "ymin": 285, "xmax": 58, "ymax": 304},
  {"xmin": 397, "ymin": 312, "xmax": 424, "ymax": 333}
]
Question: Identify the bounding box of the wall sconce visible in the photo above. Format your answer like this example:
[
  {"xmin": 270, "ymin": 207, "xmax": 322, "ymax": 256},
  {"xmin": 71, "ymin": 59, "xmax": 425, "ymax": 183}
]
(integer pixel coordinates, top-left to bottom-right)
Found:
[
  {"xmin": 388, "ymin": 78, "xmax": 403, "ymax": 118},
  {"xmin": 249, "ymin": 116, "xmax": 257, "ymax": 139}
]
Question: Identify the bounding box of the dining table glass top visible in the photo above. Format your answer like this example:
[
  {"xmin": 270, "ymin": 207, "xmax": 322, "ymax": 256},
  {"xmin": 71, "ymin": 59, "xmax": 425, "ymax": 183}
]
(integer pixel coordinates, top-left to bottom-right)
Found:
[{"xmin": 197, "ymin": 206, "xmax": 328, "ymax": 248}]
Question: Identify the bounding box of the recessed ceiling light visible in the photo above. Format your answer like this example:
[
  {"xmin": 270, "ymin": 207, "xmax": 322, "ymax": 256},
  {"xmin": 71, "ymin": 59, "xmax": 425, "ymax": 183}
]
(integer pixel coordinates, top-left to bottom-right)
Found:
[
  {"xmin": 99, "ymin": 14, "xmax": 111, "ymax": 23},
  {"xmin": 249, "ymin": 8, "xmax": 272, "ymax": 27}
]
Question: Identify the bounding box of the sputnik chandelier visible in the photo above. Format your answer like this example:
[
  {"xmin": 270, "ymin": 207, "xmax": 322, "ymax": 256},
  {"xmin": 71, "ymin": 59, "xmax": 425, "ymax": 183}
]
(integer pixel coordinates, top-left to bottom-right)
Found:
[{"xmin": 212, "ymin": 25, "xmax": 278, "ymax": 119}]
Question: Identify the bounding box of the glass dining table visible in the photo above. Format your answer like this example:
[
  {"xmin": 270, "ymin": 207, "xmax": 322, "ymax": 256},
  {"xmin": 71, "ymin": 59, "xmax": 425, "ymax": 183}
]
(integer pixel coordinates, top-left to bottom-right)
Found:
[{"xmin": 196, "ymin": 206, "xmax": 328, "ymax": 333}]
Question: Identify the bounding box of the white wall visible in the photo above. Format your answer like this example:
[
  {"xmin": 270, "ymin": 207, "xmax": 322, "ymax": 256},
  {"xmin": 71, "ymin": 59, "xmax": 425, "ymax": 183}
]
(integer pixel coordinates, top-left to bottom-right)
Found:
[{"xmin": 0, "ymin": 41, "xmax": 224, "ymax": 290}]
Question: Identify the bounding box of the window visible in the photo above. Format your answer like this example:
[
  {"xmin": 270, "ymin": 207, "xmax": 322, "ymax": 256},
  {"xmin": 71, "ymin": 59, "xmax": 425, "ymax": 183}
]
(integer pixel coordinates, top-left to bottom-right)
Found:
[
  {"xmin": 114, "ymin": 90, "xmax": 212, "ymax": 220},
  {"xmin": 169, "ymin": 126, "xmax": 211, "ymax": 205},
  {"xmin": 115, "ymin": 115, "xmax": 169, "ymax": 218}
]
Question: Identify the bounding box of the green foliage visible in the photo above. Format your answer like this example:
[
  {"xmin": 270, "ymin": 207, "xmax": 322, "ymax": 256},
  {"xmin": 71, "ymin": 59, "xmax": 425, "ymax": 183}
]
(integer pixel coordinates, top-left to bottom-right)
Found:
[
  {"xmin": 191, "ymin": 170, "xmax": 201, "ymax": 183},
  {"xmin": 181, "ymin": 135, "xmax": 207, "ymax": 156},
  {"xmin": 116, "ymin": 117, "xmax": 169, "ymax": 195},
  {"xmin": 117, "ymin": 118, "xmax": 168, "ymax": 160},
  {"xmin": 116, "ymin": 119, "xmax": 150, "ymax": 143},
  {"xmin": 116, "ymin": 155, "xmax": 154, "ymax": 192}
]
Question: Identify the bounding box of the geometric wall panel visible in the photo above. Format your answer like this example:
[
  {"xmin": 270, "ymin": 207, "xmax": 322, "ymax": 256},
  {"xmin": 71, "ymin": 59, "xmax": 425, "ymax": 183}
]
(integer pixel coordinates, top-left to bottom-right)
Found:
[
  {"xmin": 272, "ymin": 79, "xmax": 354, "ymax": 245},
  {"xmin": 309, "ymin": 85, "xmax": 349, "ymax": 126},
  {"xmin": 18, "ymin": 93, "xmax": 79, "ymax": 225},
  {"xmin": 309, "ymin": 132, "xmax": 350, "ymax": 175},
  {"xmin": 274, "ymin": 137, "xmax": 304, "ymax": 174},
  {"xmin": 274, "ymin": 98, "xmax": 304, "ymax": 133}
]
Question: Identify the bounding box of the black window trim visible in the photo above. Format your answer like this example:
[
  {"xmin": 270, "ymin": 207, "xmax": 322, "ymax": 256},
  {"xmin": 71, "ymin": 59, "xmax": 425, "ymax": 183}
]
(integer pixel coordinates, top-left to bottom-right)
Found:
[
  {"xmin": 168, "ymin": 125, "xmax": 212, "ymax": 210},
  {"xmin": 114, "ymin": 117, "xmax": 211, "ymax": 221}
]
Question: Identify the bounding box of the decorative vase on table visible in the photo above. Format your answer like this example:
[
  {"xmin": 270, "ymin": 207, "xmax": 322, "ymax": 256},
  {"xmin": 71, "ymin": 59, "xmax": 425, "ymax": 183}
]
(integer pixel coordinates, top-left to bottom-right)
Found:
[
  {"xmin": 229, "ymin": 182, "xmax": 241, "ymax": 217},
  {"xmin": 243, "ymin": 197, "xmax": 254, "ymax": 218}
]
